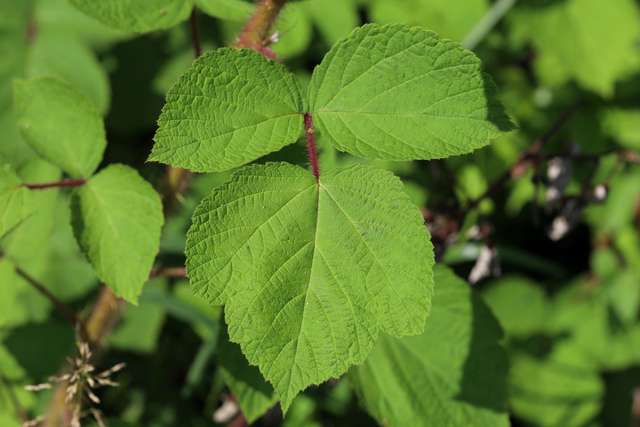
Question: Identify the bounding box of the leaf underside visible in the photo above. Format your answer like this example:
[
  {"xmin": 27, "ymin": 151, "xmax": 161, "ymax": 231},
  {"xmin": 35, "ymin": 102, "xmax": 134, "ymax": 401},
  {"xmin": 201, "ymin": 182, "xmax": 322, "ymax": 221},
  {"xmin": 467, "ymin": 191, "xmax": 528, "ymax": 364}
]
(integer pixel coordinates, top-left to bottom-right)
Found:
[
  {"xmin": 150, "ymin": 48, "xmax": 306, "ymax": 173},
  {"xmin": 70, "ymin": 164, "xmax": 163, "ymax": 304},
  {"xmin": 186, "ymin": 162, "xmax": 434, "ymax": 411},
  {"xmin": 308, "ymin": 23, "xmax": 515, "ymax": 161}
]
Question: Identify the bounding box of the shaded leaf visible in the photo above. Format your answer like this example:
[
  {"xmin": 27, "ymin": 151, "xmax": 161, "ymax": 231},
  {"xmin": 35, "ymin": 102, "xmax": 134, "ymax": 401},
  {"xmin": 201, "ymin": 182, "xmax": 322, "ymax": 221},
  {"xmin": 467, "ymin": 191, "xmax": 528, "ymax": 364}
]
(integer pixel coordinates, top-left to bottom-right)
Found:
[
  {"xmin": 309, "ymin": 23, "xmax": 514, "ymax": 161},
  {"xmin": 349, "ymin": 265, "xmax": 509, "ymax": 427},
  {"xmin": 70, "ymin": 164, "xmax": 163, "ymax": 304},
  {"xmin": 218, "ymin": 324, "xmax": 278, "ymax": 423},
  {"xmin": 186, "ymin": 162, "xmax": 434, "ymax": 411}
]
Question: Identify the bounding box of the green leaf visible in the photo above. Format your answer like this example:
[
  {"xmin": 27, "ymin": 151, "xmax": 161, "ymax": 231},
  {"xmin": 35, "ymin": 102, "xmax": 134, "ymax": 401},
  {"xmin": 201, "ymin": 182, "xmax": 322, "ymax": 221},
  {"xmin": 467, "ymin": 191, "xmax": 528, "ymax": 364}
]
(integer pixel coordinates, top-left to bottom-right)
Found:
[
  {"xmin": 507, "ymin": 0, "xmax": 640, "ymax": 97},
  {"xmin": 0, "ymin": 259, "xmax": 20, "ymax": 327},
  {"xmin": 308, "ymin": 23, "xmax": 514, "ymax": 161},
  {"xmin": 217, "ymin": 324, "xmax": 278, "ymax": 423},
  {"xmin": 150, "ymin": 48, "xmax": 306, "ymax": 173},
  {"xmin": 482, "ymin": 275, "xmax": 550, "ymax": 337},
  {"xmin": 0, "ymin": 156, "xmax": 35, "ymax": 240},
  {"xmin": 186, "ymin": 162, "xmax": 434, "ymax": 411},
  {"xmin": 602, "ymin": 109, "xmax": 640, "ymax": 150},
  {"xmin": 194, "ymin": 0, "xmax": 254, "ymax": 21},
  {"xmin": 348, "ymin": 265, "xmax": 509, "ymax": 427},
  {"xmin": 70, "ymin": 164, "xmax": 163, "ymax": 304},
  {"xmin": 370, "ymin": 0, "xmax": 488, "ymax": 42},
  {"xmin": 68, "ymin": 0, "xmax": 193, "ymax": 33},
  {"xmin": 13, "ymin": 77, "xmax": 107, "ymax": 179},
  {"xmin": 509, "ymin": 351, "xmax": 603, "ymax": 427}
]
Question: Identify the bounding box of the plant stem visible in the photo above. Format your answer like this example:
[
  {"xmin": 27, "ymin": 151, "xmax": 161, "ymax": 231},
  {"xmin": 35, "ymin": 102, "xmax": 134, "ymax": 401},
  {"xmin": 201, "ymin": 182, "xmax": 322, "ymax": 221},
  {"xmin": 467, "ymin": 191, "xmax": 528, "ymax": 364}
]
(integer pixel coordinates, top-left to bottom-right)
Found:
[
  {"xmin": 150, "ymin": 266, "xmax": 187, "ymax": 278},
  {"xmin": 462, "ymin": 0, "xmax": 518, "ymax": 50},
  {"xmin": 15, "ymin": 267, "xmax": 78, "ymax": 326},
  {"xmin": 190, "ymin": 8, "xmax": 202, "ymax": 58},
  {"xmin": 304, "ymin": 113, "xmax": 320, "ymax": 181},
  {"xmin": 466, "ymin": 99, "xmax": 584, "ymax": 211},
  {"xmin": 24, "ymin": 179, "xmax": 86, "ymax": 190},
  {"xmin": 0, "ymin": 372, "xmax": 30, "ymax": 423},
  {"xmin": 234, "ymin": 0, "xmax": 287, "ymax": 59}
]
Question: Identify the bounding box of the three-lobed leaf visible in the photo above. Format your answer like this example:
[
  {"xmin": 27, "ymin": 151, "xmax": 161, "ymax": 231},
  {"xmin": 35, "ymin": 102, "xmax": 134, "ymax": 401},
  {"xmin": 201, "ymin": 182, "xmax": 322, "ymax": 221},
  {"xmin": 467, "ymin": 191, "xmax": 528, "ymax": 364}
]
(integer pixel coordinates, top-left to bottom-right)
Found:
[
  {"xmin": 13, "ymin": 76, "xmax": 107, "ymax": 179},
  {"xmin": 150, "ymin": 48, "xmax": 306, "ymax": 173},
  {"xmin": 348, "ymin": 265, "xmax": 510, "ymax": 427},
  {"xmin": 70, "ymin": 164, "xmax": 163, "ymax": 304},
  {"xmin": 0, "ymin": 156, "xmax": 35, "ymax": 240},
  {"xmin": 308, "ymin": 23, "xmax": 514, "ymax": 161},
  {"xmin": 186, "ymin": 162, "xmax": 434, "ymax": 411}
]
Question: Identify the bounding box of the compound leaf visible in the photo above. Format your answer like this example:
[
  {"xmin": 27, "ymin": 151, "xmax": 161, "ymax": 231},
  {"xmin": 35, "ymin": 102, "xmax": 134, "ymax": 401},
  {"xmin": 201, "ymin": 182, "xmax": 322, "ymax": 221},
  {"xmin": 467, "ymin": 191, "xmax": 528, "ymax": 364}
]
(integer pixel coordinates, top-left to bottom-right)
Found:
[
  {"xmin": 68, "ymin": 0, "xmax": 193, "ymax": 33},
  {"xmin": 0, "ymin": 156, "xmax": 35, "ymax": 240},
  {"xmin": 308, "ymin": 23, "xmax": 514, "ymax": 161},
  {"xmin": 13, "ymin": 77, "xmax": 106, "ymax": 179},
  {"xmin": 70, "ymin": 164, "xmax": 163, "ymax": 304},
  {"xmin": 186, "ymin": 162, "xmax": 434, "ymax": 411},
  {"xmin": 150, "ymin": 48, "xmax": 305, "ymax": 173},
  {"xmin": 348, "ymin": 265, "xmax": 510, "ymax": 427}
]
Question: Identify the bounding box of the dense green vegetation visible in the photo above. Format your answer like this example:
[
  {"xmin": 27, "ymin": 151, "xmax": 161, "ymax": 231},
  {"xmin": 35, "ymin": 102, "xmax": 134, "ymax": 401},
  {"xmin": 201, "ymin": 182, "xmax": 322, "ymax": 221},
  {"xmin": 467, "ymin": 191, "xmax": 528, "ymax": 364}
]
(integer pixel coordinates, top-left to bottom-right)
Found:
[{"xmin": 1, "ymin": 0, "xmax": 639, "ymax": 426}]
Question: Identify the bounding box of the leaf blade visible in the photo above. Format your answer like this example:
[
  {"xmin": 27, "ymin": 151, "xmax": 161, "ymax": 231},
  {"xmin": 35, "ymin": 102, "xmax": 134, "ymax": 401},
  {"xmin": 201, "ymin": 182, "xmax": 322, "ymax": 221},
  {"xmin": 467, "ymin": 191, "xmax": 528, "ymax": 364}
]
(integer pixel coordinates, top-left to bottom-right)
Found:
[
  {"xmin": 309, "ymin": 23, "xmax": 514, "ymax": 161},
  {"xmin": 0, "ymin": 156, "xmax": 35, "ymax": 240},
  {"xmin": 186, "ymin": 162, "xmax": 434, "ymax": 411},
  {"xmin": 70, "ymin": 164, "xmax": 163, "ymax": 304},
  {"xmin": 13, "ymin": 76, "xmax": 107, "ymax": 179},
  {"xmin": 150, "ymin": 48, "xmax": 306, "ymax": 173}
]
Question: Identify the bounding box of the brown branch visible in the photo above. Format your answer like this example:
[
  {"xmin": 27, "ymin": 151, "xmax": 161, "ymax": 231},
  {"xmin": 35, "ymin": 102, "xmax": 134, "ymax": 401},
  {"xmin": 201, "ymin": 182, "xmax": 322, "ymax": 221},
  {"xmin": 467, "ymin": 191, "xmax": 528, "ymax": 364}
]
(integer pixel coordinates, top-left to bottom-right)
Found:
[
  {"xmin": 190, "ymin": 8, "xmax": 202, "ymax": 58},
  {"xmin": 234, "ymin": 0, "xmax": 287, "ymax": 60},
  {"xmin": 150, "ymin": 266, "xmax": 187, "ymax": 278},
  {"xmin": 24, "ymin": 179, "xmax": 86, "ymax": 190}
]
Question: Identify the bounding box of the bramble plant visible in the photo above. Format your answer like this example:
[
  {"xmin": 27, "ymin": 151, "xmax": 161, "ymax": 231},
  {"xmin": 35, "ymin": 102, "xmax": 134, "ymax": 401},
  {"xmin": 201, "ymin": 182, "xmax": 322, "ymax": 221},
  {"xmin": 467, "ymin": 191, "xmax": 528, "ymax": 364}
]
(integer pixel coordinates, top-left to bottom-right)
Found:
[{"xmin": 2, "ymin": 0, "xmax": 640, "ymax": 426}]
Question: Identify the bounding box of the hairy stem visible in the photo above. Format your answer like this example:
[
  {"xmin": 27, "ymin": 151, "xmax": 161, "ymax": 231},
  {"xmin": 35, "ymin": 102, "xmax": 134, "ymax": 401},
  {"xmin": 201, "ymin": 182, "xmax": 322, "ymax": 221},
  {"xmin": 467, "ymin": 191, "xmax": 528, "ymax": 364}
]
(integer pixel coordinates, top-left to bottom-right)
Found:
[
  {"xmin": 234, "ymin": 0, "xmax": 287, "ymax": 59},
  {"xmin": 304, "ymin": 113, "xmax": 320, "ymax": 181},
  {"xmin": 24, "ymin": 179, "xmax": 86, "ymax": 190}
]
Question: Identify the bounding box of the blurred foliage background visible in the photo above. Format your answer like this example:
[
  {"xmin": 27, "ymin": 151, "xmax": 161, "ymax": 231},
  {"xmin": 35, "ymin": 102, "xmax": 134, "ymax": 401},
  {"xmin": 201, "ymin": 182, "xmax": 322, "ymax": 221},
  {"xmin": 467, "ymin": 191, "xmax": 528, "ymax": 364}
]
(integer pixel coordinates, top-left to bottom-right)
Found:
[{"xmin": 1, "ymin": 0, "xmax": 640, "ymax": 426}]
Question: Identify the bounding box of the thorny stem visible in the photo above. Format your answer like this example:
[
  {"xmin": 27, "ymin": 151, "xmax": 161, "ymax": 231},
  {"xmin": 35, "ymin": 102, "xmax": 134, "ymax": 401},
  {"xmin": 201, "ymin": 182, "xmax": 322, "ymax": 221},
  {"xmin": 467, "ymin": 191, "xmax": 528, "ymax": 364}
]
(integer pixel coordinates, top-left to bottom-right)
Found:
[
  {"xmin": 190, "ymin": 8, "xmax": 202, "ymax": 59},
  {"xmin": 304, "ymin": 113, "xmax": 320, "ymax": 181},
  {"xmin": 14, "ymin": 266, "xmax": 78, "ymax": 326},
  {"xmin": 24, "ymin": 179, "xmax": 86, "ymax": 190}
]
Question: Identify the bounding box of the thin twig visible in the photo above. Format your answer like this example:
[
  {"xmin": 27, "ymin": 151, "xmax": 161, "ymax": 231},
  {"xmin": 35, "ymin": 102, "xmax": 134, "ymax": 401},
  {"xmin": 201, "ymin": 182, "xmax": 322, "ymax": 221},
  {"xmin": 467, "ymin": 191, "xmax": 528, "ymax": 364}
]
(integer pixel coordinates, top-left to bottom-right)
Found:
[
  {"xmin": 190, "ymin": 8, "xmax": 202, "ymax": 58},
  {"xmin": 24, "ymin": 179, "xmax": 86, "ymax": 190},
  {"xmin": 0, "ymin": 372, "xmax": 30, "ymax": 423},
  {"xmin": 15, "ymin": 267, "xmax": 78, "ymax": 326},
  {"xmin": 466, "ymin": 100, "xmax": 584, "ymax": 212},
  {"xmin": 150, "ymin": 267, "xmax": 187, "ymax": 278}
]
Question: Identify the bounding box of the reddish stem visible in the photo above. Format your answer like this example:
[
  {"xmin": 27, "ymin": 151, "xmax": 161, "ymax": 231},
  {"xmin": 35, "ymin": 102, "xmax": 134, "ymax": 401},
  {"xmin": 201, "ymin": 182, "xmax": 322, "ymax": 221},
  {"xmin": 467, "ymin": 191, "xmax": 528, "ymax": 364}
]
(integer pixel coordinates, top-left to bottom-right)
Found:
[
  {"xmin": 304, "ymin": 113, "xmax": 320, "ymax": 181},
  {"xmin": 190, "ymin": 8, "xmax": 202, "ymax": 58},
  {"xmin": 24, "ymin": 179, "xmax": 86, "ymax": 190}
]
